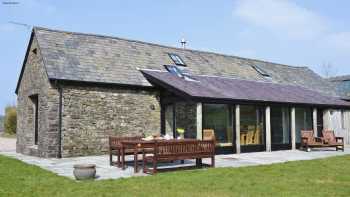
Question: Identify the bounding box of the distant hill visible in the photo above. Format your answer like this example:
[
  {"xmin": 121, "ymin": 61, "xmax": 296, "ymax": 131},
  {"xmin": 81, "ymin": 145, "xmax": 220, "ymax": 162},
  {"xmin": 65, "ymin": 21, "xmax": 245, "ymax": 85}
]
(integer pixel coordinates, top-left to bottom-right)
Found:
[{"xmin": 0, "ymin": 115, "xmax": 4, "ymax": 132}]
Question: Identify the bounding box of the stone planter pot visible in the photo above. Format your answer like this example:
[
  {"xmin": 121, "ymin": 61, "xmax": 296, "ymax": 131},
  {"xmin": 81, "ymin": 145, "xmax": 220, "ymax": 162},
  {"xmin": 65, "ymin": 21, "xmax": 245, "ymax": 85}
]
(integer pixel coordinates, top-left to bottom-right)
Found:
[{"xmin": 73, "ymin": 164, "xmax": 96, "ymax": 180}]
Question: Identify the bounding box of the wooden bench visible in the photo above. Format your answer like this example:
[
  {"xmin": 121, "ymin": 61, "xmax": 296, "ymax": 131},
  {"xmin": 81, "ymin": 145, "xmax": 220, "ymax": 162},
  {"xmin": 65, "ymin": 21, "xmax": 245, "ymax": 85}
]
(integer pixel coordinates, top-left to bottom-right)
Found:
[
  {"xmin": 301, "ymin": 130, "xmax": 344, "ymax": 152},
  {"xmin": 142, "ymin": 140, "xmax": 215, "ymax": 174},
  {"xmin": 109, "ymin": 136, "xmax": 143, "ymax": 167},
  {"xmin": 322, "ymin": 130, "xmax": 344, "ymax": 151},
  {"xmin": 301, "ymin": 130, "xmax": 324, "ymax": 151}
]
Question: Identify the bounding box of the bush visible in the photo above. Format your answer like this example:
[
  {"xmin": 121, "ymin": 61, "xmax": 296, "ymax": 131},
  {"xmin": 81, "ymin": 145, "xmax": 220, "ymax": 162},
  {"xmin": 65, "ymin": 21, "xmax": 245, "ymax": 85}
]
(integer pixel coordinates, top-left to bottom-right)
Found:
[{"xmin": 4, "ymin": 106, "xmax": 17, "ymax": 135}]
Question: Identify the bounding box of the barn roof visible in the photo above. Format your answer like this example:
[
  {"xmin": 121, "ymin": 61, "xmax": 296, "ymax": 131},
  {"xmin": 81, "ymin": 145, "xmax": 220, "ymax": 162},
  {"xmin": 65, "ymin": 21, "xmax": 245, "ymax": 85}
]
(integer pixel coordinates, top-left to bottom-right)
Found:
[
  {"xmin": 16, "ymin": 27, "xmax": 336, "ymax": 96},
  {"xmin": 142, "ymin": 70, "xmax": 350, "ymax": 107}
]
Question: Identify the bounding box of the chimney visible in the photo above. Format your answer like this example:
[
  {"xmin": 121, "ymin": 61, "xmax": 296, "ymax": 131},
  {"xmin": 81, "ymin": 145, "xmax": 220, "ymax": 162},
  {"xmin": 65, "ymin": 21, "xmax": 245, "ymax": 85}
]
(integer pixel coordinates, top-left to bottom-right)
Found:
[{"xmin": 180, "ymin": 38, "xmax": 187, "ymax": 49}]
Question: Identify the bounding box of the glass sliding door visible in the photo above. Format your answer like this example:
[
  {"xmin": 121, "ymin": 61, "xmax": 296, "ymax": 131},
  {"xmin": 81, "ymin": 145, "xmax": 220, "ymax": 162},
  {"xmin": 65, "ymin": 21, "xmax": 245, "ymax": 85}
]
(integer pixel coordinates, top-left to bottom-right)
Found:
[
  {"xmin": 203, "ymin": 104, "xmax": 233, "ymax": 151},
  {"xmin": 295, "ymin": 107, "xmax": 313, "ymax": 144},
  {"xmin": 271, "ymin": 106, "xmax": 291, "ymax": 150},
  {"xmin": 163, "ymin": 102, "xmax": 200, "ymax": 139},
  {"xmin": 240, "ymin": 105, "xmax": 265, "ymax": 152}
]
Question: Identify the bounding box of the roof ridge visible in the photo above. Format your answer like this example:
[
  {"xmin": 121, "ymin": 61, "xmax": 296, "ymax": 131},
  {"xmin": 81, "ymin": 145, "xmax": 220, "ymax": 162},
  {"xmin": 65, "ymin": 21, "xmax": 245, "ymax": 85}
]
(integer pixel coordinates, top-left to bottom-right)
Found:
[{"xmin": 33, "ymin": 26, "xmax": 309, "ymax": 70}]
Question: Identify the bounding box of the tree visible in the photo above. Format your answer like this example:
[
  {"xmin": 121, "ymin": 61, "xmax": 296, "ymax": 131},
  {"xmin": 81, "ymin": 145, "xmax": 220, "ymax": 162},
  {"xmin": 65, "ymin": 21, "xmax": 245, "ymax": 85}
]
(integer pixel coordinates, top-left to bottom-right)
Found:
[
  {"xmin": 0, "ymin": 115, "xmax": 4, "ymax": 132},
  {"xmin": 321, "ymin": 62, "xmax": 337, "ymax": 78},
  {"xmin": 4, "ymin": 105, "xmax": 16, "ymax": 135}
]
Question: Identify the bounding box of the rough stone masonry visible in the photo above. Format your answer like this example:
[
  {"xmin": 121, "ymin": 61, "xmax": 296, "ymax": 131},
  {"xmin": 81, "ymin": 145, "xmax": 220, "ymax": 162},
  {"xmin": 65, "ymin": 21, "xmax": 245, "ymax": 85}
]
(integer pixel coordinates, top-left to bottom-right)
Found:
[{"xmin": 17, "ymin": 38, "xmax": 161, "ymax": 158}]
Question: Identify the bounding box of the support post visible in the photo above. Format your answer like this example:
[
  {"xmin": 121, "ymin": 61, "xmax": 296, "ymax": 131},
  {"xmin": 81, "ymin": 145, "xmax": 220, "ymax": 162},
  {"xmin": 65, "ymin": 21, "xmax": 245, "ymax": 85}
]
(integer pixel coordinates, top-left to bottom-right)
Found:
[
  {"xmin": 313, "ymin": 108, "xmax": 318, "ymax": 137},
  {"xmin": 323, "ymin": 109, "xmax": 331, "ymax": 130},
  {"xmin": 265, "ymin": 106, "xmax": 271, "ymax": 152},
  {"xmin": 235, "ymin": 105, "xmax": 240, "ymax": 154},
  {"xmin": 291, "ymin": 107, "xmax": 296, "ymax": 150},
  {"xmin": 196, "ymin": 103, "xmax": 203, "ymax": 140}
]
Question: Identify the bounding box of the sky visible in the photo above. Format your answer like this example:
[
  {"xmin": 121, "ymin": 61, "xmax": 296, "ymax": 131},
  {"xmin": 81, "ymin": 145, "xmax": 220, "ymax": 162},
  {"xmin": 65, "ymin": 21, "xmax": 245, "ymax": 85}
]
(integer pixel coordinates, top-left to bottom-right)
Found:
[{"xmin": 1, "ymin": 0, "xmax": 350, "ymax": 115}]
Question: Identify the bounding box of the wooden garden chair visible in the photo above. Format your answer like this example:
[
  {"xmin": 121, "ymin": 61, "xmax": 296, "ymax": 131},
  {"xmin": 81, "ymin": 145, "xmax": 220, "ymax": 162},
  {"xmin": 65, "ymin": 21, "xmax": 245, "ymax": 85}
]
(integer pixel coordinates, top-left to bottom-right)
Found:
[
  {"xmin": 300, "ymin": 130, "xmax": 323, "ymax": 152},
  {"xmin": 322, "ymin": 130, "xmax": 344, "ymax": 151}
]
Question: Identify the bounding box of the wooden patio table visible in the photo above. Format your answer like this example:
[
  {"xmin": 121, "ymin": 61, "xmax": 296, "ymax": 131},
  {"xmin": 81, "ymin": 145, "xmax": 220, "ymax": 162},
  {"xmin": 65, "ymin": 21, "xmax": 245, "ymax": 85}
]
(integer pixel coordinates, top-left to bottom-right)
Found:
[{"xmin": 121, "ymin": 139, "xmax": 198, "ymax": 173}]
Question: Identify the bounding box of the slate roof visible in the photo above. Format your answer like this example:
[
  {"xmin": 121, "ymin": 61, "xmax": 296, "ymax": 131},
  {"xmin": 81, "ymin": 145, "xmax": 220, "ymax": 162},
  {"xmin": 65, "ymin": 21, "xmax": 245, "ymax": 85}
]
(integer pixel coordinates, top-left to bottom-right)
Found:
[
  {"xmin": 328, "ymin": 75, "xmax": 350, "ymax": 100},
  {"xmin": 142, "ymin": 70, "xmax": 350, "ymax": 107},
  {"xmin": 328, "ymin": 75, "xmax": 350, "ymax": 82},
  {"xmin": 16, "ymin": 26, "xmax": 336, "ymax": 96}
]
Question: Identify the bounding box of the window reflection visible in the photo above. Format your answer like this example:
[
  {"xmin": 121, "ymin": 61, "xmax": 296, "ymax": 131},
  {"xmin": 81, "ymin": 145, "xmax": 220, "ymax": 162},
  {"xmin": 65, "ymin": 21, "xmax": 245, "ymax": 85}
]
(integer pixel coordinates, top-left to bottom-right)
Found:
[
  {"xmin": 271, "ymin": 107, "xmax": 290, "ymax": 145},
  {"xmin": 240, "ymin": 105, "xmax": 265, "ymax": 145},
  {"xmin": 295, "ymin": 108, "xmax": 313, "ymax": 143},
  {"xmin": 203, "ymin": 104, "xmax": 233, "ymax": 146}
]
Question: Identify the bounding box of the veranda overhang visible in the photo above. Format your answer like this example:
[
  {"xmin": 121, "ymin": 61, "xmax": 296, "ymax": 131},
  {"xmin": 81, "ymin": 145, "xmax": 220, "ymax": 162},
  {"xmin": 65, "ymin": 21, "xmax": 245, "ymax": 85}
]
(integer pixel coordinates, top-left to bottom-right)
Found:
[{"xmin": 141, "ymin": 69, "xmax": 350, "ymax": 108}]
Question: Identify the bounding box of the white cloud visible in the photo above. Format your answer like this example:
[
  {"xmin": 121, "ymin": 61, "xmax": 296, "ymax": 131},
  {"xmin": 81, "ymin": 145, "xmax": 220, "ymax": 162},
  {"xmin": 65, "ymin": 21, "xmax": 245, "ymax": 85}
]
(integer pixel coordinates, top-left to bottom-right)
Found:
[
  {"xmin": 233, "ymin": 0, "xmax": 350, "ymax": 70},
  {"xmin": 233, "ymin": 0, "xmax": 328, "ymax": 40}
]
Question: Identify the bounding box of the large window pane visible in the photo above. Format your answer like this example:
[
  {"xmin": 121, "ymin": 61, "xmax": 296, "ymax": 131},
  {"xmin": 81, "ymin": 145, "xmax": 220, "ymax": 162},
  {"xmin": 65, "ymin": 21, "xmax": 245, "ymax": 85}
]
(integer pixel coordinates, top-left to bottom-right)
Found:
[
  {"xmin": 175, "ymin": 102, "xmax": 197, "ymax": 139},
  {"xmin": 164, "ymin": 102, "xmax": 197, "ymax": 139},
  {"xmin": 164, "ymin": 104, "xmax": 174, "ymax": 137},
  {"xmin": 295, "ymin": 108, "xmax": 313, "ymax": 143},
  {"xmin": 203, "ymin": 104, "xmax": 233, "ymax": 146},
  {"xmin": 271, "ymin": 107, "xmax": 290, "ymax": 145},
  {"xmin": 240, "ymin": 105, "xmax": 265, "ymax": 146}
]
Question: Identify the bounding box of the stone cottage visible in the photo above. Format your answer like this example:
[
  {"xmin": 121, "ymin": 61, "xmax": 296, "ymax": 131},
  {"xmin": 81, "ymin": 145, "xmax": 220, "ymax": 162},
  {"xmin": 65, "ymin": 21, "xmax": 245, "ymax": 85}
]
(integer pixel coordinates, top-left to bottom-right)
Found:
[{"xmin": 16, "ymin": 27, "xmax": 350, "ymax": 158}]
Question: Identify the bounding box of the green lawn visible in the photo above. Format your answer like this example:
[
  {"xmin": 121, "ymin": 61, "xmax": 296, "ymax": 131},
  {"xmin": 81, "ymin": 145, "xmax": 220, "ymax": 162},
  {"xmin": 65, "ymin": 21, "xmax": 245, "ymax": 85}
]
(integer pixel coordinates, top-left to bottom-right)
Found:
[{"xmin": 1, "ymin": 155, "xmax": 350, "ymax": 197}]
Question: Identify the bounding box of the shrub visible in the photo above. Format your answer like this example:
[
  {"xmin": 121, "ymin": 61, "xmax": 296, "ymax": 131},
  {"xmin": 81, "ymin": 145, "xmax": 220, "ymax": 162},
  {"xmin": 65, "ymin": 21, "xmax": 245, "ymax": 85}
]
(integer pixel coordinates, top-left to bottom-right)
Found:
[{"xmin": 4, "ymin": 106, "xmax": 17, "ymax": 135}]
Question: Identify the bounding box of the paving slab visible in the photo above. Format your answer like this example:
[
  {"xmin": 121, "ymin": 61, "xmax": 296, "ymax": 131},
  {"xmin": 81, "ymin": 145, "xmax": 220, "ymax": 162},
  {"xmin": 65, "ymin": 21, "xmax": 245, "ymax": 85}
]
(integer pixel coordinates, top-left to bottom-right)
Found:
[
  {"xmin": 1, "ymin": 138, "xmax": 349, "ymax": 180},
  {"xmin": 0, "ymin": 137, "xmax": 16, "ymax": 152}
]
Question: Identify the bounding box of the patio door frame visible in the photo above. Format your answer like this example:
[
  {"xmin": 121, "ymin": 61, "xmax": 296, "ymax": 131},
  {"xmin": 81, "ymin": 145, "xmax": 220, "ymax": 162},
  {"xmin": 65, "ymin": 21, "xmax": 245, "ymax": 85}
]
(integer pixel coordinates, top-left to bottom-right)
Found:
[
  {"xmin": 202, "ymin": 103, "xmax": 236, "ymax": 154},
  {"xmin": 239, "ymin": 104, "xmax": 267, "ymax": 153},
  {"xmin": 270, "ymin": 106, "xmax": 292, "ymax": 151}
]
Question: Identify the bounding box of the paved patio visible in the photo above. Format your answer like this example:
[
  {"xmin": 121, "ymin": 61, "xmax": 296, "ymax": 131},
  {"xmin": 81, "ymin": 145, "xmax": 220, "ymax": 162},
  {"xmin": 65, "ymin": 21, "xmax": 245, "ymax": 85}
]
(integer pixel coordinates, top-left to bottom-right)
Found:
[
  {"xmin": 0, "ymin": 136, "xmax": 16, "ymax": 152},
  {"xmin": 1, "ymin": 137, "xmax": 349, "ymax": 180}
]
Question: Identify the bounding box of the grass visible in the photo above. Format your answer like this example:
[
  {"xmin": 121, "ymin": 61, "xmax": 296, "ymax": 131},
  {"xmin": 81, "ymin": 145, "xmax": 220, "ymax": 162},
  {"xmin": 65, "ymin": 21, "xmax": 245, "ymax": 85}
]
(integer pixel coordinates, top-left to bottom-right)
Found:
[{"xmin": 1, "ymin": 155, "xmax": 350, "ymax": 197}]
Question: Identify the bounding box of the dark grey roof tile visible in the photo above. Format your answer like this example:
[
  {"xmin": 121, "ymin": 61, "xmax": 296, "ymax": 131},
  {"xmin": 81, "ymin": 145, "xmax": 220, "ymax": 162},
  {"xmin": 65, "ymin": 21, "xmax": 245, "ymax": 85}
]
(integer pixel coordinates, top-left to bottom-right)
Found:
[
  {"xmin": 33, "ymin": 27, "xmax": 336, "ymax": 96},
  {"xmin": 142, "ymin": 70, "xmax": 350, "ymax": 107}
]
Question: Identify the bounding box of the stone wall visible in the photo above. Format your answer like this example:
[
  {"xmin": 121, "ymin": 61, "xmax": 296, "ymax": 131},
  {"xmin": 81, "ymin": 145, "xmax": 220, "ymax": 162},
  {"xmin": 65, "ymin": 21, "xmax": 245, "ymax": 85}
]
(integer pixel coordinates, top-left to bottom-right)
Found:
[
  {"xmin": 61, "ymin": 86, "xmax": 161, "ymax": 157},
  {"xmin": 16, "ymin": 35, "xmax": 162, "ymax": 158},
  {"xmin": 16, "ymin": 37, "xmax": 60, "ymax": 157}
]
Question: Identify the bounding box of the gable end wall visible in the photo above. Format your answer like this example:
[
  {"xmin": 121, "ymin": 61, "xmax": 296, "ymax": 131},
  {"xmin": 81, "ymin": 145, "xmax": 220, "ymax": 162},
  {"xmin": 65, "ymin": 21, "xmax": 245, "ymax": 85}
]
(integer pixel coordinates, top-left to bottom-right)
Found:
[{"xmin": 16, "ymin": 36, "xmax": 60, "ymax": 157}]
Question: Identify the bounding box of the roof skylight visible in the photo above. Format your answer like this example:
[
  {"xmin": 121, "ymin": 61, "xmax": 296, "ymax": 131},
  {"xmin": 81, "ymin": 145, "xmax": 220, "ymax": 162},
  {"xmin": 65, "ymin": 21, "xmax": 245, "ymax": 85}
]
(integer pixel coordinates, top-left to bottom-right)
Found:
[
  {"xmin": 168, "ymin": 53, "xmax": 186, "ymax": 66},
  {"xmin": 252, "ymin": 65, "xmax": 271, "ymax": 77},
  {"xmin": 164, "ymin": 65, "xmax": 198, "ymax": 82},
  {"xmin": 164, "ymin": 65, "xmax": 184, "ymax": 78}
]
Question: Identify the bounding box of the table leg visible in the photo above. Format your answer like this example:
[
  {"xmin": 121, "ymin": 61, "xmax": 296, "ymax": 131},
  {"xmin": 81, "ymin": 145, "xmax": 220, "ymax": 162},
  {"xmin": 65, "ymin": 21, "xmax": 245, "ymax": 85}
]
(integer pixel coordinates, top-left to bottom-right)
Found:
[
  {"xmin": 134, "ymin": 147, "xmax": 138, "ymax": 173},
  {"xmin": 122, "ymin": 146, "xmax": 125, "ymax": 170}
]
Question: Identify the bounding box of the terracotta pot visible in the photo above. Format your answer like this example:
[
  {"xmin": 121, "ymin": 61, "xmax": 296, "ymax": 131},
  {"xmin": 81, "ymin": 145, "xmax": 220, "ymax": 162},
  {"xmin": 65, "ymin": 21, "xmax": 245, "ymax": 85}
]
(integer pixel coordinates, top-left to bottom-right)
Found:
[{"xmin": 73, "ymin": 164, "xmax": 96, "ymax": 180}]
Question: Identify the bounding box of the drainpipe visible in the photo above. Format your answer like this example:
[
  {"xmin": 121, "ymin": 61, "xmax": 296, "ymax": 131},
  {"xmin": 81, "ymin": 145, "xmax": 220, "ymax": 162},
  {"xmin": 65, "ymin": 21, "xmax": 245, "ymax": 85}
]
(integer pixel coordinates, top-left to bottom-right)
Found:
[{"xmin": 56, "ymin": 80, "xmax": 63, "ymax": 158}]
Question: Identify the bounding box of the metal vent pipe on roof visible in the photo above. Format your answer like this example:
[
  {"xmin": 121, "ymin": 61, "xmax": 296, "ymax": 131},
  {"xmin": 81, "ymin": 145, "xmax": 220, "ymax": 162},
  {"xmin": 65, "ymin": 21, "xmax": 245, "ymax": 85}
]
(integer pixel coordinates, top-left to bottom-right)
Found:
[{"xmin": 181, "ymin": 38, "xmax": 187, "ymax": 49}]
